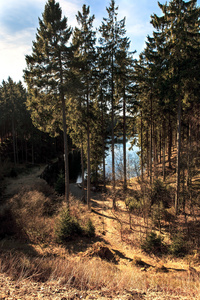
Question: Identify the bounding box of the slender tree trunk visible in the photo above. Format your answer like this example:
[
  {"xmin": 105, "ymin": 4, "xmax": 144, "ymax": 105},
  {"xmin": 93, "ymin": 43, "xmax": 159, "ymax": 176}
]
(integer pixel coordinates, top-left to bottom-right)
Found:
[
  {"xmin": 162, "ymin": 121, "xmax": 166, "ymax": 182},
  {"xmin": 86, "ymin": 92, "xmax": 91, "ymax": 210},
  {"xmin": 186, "ymin": 120, "xmax": 191, "ymax": 188},
  {"xmin": 168, "ymin": 112, "xmax": 172, "ymax": 169},
  {"xmin": 12, "ymin": 117, "xmax": 16, "ymax": 165},
  {"xmin": 102, "ymin": 123, "xmax": 106, "ymax": 192},
  {"xmin": 61, "ymin": 96, "xmax": 70, "ymax": 208},
  {"xmin": 175, "ymin": 95, "xmax": 182, "ymax": 214},
  {"xmin": 111, "ymin": 53, "xmax": 116, "ymax": 209},
  {"xmin": 153, "ymin": 125, "xmax": 158, "ymax": 165},
  {"xmin": 81, "ymin": 142, "xmax": 85, "ymax": 202},
  {"xmin": 16, "ymin": 133, "xmax": 19, "ymax": 164},
  {"xmin": 59, "ymin": 51, "xmax": 70, "ymax": 208},
  {"xmin": 140, "ymin": 111, "xmax": 143, "ymax": 181},
  {"xmin": 159, "ymin": 129, "xmax": 162, "ymax": 164},
  {"xmin": 123, "ymin": 87, "xmax": 127, "ymax": 191},
  {"xmin": 149, "ymin": 94, "xmax": 153, "ymax": 186},
  {"xmin": 146, "ymin": 130, "xmax": 149, "ymax": 177}
]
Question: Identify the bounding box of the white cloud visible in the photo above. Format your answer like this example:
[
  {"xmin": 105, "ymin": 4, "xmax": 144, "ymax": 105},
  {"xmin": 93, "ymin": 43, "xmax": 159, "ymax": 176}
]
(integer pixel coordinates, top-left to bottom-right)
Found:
[
  {"xmin": 0, "ymin": 26, "xmax": 35, "ymax": 83},
  {"xmin": 0, "ymin": 0, "xmax": 82, "ymax": 83}
]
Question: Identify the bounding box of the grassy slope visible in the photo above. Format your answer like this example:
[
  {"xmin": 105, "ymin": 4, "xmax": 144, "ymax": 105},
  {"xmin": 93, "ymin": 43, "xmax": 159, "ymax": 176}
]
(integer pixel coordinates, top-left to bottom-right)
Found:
[{"xmin": 0, "ymin": 165, "xmax": 199, "ymax": 299}]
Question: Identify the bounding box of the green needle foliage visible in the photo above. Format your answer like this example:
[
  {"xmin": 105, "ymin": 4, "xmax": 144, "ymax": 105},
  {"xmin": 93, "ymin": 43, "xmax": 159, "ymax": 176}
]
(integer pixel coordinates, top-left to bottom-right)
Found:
[{"xmin": 24, "ymin": 0, "xmax": 73, "ymax": 206}]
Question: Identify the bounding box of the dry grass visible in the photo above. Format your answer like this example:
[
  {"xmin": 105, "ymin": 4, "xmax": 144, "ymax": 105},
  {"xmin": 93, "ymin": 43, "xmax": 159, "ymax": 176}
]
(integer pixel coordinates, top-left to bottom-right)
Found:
[
  {"xmin": 0, "ymin": 169, "xmax": 200, "ymax": 299},
  {"xmin": 0, "ymin": 250, "xmax": 199, "ymax": 299}
]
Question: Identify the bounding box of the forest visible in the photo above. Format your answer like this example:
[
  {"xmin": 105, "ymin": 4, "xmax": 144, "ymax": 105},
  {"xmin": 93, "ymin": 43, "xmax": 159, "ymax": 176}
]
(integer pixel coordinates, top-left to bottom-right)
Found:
[{"xmin": 0, "ymin": 0, "xmax": 200, "ymax": 298}]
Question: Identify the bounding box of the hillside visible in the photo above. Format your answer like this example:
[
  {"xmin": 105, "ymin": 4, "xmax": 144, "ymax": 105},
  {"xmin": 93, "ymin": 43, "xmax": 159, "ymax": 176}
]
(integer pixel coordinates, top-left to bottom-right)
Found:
[{"xmin": 0, "ymin": 165, "xmax": 200, "ymax": 299}]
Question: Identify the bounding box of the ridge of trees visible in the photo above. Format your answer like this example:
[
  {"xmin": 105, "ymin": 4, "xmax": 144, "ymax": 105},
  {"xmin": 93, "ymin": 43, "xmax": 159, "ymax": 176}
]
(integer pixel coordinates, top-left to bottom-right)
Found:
[{"xmin": 0, "ymin": 0, "xmax": 199, "ymax": 216}]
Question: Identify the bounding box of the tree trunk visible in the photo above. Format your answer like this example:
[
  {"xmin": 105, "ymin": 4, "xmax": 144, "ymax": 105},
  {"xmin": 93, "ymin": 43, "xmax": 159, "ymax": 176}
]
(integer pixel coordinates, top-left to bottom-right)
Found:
[
  {"xmin": 87, "ymin": 92, "xmax": 91, "ymax": 210},
  {"xmin": 146, "ymin": 130, "xmax": 149, "ymax": 177},
  {"xmin": 61, "ymin": 96, "xmax": 70, "ymax": 208},
  {"xmin": 12, "ymin": 117, "xmax": 16, "ymax": 165},
  {"xmin": 175, "ymin": 95, "xmax": 181, "ymax": 214},
  {"xmin": 111, "ymin": 53, "xmax": 116, "ymax": 209},
  {"xmin": 168, "ymin": 112, "xmax": 172, "ymax": 169},
  {"xmin": 162, "ymin": 121, "xmax": 166, "ymax": 182},
  {"xmin": 102, "ymin": 127, "xmax": 106, "ymax": 192},
  {"xmin": 81, "ymin": 142, "xmax": 85, "ymax": 202},
  {"xmin": 123, "ymin": 87, "xmax": 127, "ymax": 191},
  {"xmin": 149, "ymin": 93, "xmax": 153, "ymax": 186},
  {"xmin": 59, "ymin": 51, "xmax": 70, "ymax": 208},
  {"xmin": 159, "ymin": 129, "xmax": 162, "ymax": 164},
  {"xmin": 186, "ymin": 120, "xmax": 191, "ymax": 188},
  {"xmin": 140, "ymin": 111, "xmax": 143, "ymax": 181}
]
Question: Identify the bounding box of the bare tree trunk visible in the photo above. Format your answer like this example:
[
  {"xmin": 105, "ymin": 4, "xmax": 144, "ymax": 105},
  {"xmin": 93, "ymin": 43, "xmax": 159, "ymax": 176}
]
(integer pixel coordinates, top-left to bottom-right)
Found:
[
  {"xmin": 61, "ymin": 96, "xmax": 70, "ymax": 208},
  {"xmin": 81, "ymin": 142, "xmax": 85, "ymax": 202},
  {"xmin": 59, "ymin": 51, "xmax": 70, "ymax": 208},
  {"xmin": 186, "ymin": 121, "xmax": 191, "ymax": 188},
  {"xmin": 16, "ymin": 133, "xmax": 19, "ymax": 164},
  {"xmin": 100, "ymin": 92, "xmax": 106, "ymax": 193},
  {"xmin": 149, "ymin": 94, "xmax": 153, "ymax": 186},
  {"xmin": 140, "ymin": 111, "xmax": 144, "ymax": 181},
  {"xmin": 111, "ymin": 53, "xmax": 116, "ymax": 209},
  {"xmin": 146, "ymin": 130, "xmax": 149, "ymax": 177},
  {"xmin": 168, "ymin": 112, "xmax": 172, "ymax": 169},
  {"xmin": 162, "ymin": 121, "xmax": 166, "ymax": 182},
  {"xmin": 102, "ymin": 132, "xmax": 106, "ymax": 192},
  {"xmin": 123, "ymin": 87, "xmax": 127, "ymax": 191},
  {"xmin": 175, "ymin": 95, "xmax": 181, "ymax": 215},
  {"xmin": 12, "ymin": 117, "xmax": 16, "ymax": 165},
  {"xmin": 159, "ymin": 129, "xmax": 162, "ymax": 164},
  {"xmin": 87, "ymin": 92, "xmax": 91, "ymax": 210}
]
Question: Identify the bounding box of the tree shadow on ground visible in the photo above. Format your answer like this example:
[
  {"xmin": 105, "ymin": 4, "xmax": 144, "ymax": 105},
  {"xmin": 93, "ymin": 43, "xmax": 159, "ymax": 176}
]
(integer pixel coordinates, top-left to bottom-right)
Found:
[
  {"xmin": 0, "ymin": 204, "xmax": 38, "ymax": 257},
  {"xmin": 62, "ymin": 235, "xmax": 107, "ymax": 255}
]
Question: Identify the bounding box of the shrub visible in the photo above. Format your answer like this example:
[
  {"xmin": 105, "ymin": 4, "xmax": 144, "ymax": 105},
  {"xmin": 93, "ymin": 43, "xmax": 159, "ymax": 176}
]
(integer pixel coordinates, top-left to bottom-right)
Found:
[
  {"xmin": 151, "ymin": 202, "xmax": 165, "ymax": 230},
  {"xmin": 141, "ymin": 231, "xmax": 164, "ymax": 254},
  {"xmin": 170, "ymin": 232, "xmax": 187, "ymax": 257},
  {"xmin": 125, "ymin": 196, "xmax": 142, "ymax": 213},
  {"xmin": 85, "ymin": 218, "xmax": 95, "ymax": 237},
  {"xmin": 54, "ymin": 172, "xmax": 65, "ymax": 195},
  {"xmin": 55, "ymin": 209, "xmax": 83, "ymax": 243},
  {"xmin": 151, "ymin": 179, "xmax": 171, "ymax": 208}
]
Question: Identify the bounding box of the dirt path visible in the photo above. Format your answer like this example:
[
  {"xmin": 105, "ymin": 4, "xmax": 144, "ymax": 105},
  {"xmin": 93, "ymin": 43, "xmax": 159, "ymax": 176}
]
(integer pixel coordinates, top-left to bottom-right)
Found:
[{"xmin": 3, "ymin": 165, "xmax": 47, "ymax": 198}]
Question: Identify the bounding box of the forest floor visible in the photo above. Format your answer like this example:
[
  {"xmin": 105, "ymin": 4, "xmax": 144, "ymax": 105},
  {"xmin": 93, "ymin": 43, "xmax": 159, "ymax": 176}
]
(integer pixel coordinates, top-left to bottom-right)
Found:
[{"xmin": 0, "ymin": 165, "xmax": 200, "ymax": 299}]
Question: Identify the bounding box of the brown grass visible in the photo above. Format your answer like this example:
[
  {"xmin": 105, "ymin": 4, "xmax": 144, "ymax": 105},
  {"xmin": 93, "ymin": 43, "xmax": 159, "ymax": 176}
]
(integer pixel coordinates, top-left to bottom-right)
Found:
[
  {"xmin": 0, "ymin": 168, "xmax": 200, "ymax": 299},
  {"xmin": 0, "ymin": 251, "xmax": 199, "ymax": 299}
]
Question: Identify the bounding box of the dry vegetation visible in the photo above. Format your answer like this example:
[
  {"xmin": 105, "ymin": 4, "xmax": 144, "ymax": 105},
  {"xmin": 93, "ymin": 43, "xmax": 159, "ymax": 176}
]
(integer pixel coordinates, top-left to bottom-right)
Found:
[{"xmin": 0, "ymin": 166, "xmax": 200, "ymax": 299}]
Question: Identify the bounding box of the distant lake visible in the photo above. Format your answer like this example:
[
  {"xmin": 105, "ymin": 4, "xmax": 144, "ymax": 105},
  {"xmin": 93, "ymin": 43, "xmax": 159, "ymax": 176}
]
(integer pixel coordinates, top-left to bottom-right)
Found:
[
  {"xmin": 76, "ymin": 138, "xmax": 140, "ymax": 183},
  {"xmin": 104, "ymin": 138, "xmax": 140, "ymax": 180}
]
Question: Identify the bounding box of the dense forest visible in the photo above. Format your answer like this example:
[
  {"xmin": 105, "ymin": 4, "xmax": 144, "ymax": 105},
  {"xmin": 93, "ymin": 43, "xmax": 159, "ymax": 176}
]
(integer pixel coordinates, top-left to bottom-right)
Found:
[{"xmin": 1, "ymin": 0, "xmax": 200, "ymax": 247}]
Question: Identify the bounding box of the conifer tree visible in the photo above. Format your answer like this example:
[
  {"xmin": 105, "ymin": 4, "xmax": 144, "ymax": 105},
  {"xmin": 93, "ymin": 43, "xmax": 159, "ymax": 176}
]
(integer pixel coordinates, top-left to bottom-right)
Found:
[
  {"xmin": 115, "ymin": 21, "xmax": 135, "ymax": 191},
  {"xmin": 72, "ymin": 4, "xmax": 97, "ymax": 209},
  {"xmin": 24, "ymin": 0, "xmax": 72, "ymax": 207},
  {"xmin": 99, "ymin": 0, "xmax": 131, "ymax": 207},
  {"xmin": 151, "ymin": 0, "xmax": 200, "ymax": 213}
]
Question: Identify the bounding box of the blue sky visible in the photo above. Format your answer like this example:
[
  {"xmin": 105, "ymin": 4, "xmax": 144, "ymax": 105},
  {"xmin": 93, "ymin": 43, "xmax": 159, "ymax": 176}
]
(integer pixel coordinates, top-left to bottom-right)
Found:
[{"xmin": 0, "ymin": 0, "xmax": 200, "ymax": 83}]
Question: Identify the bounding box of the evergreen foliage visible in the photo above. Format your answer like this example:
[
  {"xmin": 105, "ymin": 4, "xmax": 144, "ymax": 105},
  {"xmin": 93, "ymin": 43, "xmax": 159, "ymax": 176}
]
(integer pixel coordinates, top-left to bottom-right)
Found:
[
  {"xmin": 170, "ymin": 232, "xmax": 187, "ymax": 257},
  {"xmin": 141, "ymin": 231, "xmax": 165, "ymax": 254},
  {"xmin": 24, "ymin": 0, "xmax": 72, "ymax": 206},
  {"xmin": 55, "ymin": 209, "xmax": 83, "ymax": 242}
]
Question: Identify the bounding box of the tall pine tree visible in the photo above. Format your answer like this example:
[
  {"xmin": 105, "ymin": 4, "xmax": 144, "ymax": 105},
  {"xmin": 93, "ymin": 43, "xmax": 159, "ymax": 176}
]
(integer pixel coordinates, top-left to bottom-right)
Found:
[{"xmin": 24, "ymin": 0, "xmax": 72, "ymax": 207}]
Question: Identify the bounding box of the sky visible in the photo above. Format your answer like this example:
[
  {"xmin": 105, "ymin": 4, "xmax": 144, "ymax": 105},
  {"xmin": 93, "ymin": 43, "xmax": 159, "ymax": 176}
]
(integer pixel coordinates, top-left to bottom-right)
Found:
[{"xmin": 0, "ymin": 0, "xmax": 200, "ymax": 84}]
